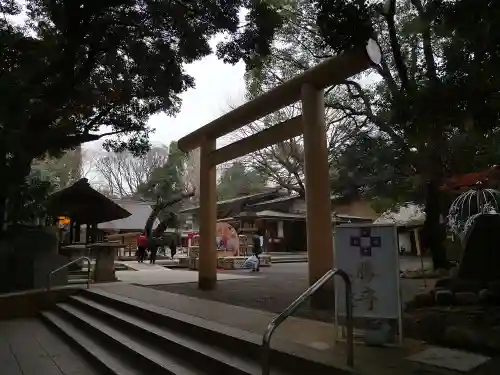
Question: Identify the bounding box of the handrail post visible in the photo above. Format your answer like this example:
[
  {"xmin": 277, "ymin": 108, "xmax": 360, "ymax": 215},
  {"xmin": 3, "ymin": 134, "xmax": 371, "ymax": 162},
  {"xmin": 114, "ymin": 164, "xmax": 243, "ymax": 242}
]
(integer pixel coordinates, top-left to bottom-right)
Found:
[
  {"xmin": 261, "ymin": 268, "xmax": 354, "ymax": 375},
  {"xmin": 335, "ymin": 269, "xmax": 354, "ymax": 368},
  {"xmin": 86, "ymin": 257, "xmax": 91, "ymax": 289},
  {"xmin": 47, "ymin": 256, "xmax": 92, "ymax": 291}
]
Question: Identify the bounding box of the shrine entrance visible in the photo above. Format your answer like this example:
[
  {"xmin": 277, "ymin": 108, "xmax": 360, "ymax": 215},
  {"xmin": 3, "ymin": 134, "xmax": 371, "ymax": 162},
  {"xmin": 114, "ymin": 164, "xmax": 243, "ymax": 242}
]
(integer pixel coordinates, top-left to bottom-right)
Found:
[{"xmin": 177, "ymin": 39, "xmax": 381, "ymax": 307}]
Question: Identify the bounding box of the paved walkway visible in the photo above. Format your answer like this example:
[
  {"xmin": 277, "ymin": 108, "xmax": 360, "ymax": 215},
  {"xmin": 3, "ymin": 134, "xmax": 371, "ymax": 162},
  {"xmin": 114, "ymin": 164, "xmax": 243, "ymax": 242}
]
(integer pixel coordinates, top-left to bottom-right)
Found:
[
  {"xmin": 115, "ymin": 264, "xmax": 255, "ymax": 286},
  {"xmin": 147, "ymin": 263, "xmax": 436, "ymax": 323},
  {"xmin": 0, "ymin": 318, "xmax": 98, "ymax": 375}
]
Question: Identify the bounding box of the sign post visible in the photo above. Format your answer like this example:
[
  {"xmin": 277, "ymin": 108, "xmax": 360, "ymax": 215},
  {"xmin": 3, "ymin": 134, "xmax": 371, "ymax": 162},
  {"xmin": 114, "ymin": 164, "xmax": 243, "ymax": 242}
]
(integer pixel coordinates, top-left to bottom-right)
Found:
[{"xmin": 334, "ymin": 223, "xmax": 403, "ymax": 345}]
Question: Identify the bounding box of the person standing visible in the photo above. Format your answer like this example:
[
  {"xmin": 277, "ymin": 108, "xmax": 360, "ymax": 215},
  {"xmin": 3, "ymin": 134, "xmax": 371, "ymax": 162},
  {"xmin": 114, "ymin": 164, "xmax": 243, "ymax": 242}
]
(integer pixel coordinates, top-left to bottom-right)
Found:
[
  {"xmin": 149, "ymin": 237, "xmax": 157, "ymax": 264},
  {"xmin": 252, "ymin": 234, "xmax": 262, "ymax": 272},
  {"xmin": 169, "ymin": 239, "xmax": 177, "ymax": 259},
  {"xmin": 137, "ymin": 232, "xmax": 148, "ymax": 263}
]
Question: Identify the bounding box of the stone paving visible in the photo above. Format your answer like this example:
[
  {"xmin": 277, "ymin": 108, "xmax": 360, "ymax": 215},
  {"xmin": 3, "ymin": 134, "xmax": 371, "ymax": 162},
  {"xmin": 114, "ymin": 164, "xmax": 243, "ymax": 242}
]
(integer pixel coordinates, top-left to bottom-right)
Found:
[
  {"xmin": 0, "ymin": 318, "xmax": 98, "ymax": 375},
  {"xmin": 147, "ymin": 262, "xmax": 436, "ymax": 323},
  {"xmin": 115, "ymin": 263, "xmax": 256, "ymax": 285}
]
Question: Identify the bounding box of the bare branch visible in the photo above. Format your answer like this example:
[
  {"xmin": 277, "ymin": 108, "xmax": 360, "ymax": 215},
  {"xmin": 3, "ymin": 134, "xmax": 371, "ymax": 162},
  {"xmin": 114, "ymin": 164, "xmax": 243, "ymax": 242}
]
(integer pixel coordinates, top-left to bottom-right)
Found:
[{"xmin": 93, "ymin": 146, "xmax": 168, "ymax": 198}]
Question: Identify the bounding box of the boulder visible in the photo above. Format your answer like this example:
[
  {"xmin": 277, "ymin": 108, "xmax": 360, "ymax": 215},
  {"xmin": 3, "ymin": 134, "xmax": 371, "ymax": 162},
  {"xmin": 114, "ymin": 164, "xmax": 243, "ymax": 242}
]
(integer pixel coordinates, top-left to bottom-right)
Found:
[{"xmin": 479, "ymin": 288, "xmax": 495, "ymax": 305}]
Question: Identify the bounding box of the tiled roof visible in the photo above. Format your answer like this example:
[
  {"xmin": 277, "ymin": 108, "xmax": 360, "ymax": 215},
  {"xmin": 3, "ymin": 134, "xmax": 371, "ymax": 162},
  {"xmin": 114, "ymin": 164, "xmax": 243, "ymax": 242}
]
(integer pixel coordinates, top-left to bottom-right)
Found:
[
  {"xmin": 98, "ymin": 199, "xmax": 160, "ymax": 230},
  {"xmin": 235, "ymin": 210, "xmax": 305, "ymax": 220},
  {"xmin": 178, "ymin": 188, "xmax": 284, "ymax": 214}
]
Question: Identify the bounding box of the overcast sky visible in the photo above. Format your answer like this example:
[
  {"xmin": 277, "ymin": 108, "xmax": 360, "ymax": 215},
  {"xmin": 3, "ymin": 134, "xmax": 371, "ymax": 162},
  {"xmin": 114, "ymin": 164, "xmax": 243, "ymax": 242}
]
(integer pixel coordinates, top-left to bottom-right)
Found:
[
  {"xmin": 86, "ymin": 36, "xmax": 246, "ymax": 152},
  {"xmin": 8, "ymin": 7, "xmax": 247, "ymax": 153}
]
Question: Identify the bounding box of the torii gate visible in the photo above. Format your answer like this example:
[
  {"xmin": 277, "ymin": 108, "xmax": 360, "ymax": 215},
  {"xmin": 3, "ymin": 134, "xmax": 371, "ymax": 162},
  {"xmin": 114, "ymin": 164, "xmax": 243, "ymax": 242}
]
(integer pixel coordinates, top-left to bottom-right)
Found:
[{"xmin": 178, "ymin": 39, "xmax": 381, "ymax": 307}]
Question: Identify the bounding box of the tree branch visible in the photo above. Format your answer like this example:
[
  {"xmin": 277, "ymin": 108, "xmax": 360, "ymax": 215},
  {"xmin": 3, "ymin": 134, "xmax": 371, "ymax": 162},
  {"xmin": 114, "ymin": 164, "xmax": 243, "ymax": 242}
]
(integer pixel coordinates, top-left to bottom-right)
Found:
[
  {"xmin": 410, "ymin": 0, "xmax": 438, "ymax": 82},
  {"xmin": 383, "ymin": 0, "xmax": 410, "ymax": 91}
]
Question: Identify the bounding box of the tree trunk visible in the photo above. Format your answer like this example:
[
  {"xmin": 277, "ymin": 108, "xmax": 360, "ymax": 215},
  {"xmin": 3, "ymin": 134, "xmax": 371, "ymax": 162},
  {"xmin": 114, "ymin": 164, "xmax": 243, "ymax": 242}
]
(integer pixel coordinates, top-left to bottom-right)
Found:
[
  {"xmin": 144, "ymin": 191, "xmax": 195, "ymax": 244},
  {"xmin": 0, "ymin": 151, "xmax": 6, "ymax": 235},
  {"xmin": 423, "ymin": 179, "xmax": 449, "ymax": 270},
  {"xmin": 0, "ymin": 197, "xmax": 6, "ymax": 236}
]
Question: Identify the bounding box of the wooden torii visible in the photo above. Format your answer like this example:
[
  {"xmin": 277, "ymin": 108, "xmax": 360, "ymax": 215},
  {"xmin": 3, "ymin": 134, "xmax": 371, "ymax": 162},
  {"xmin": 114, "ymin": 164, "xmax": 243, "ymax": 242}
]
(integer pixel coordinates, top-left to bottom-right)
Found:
[{"xmin": 178, "ymin": 40, "xmax": 381, "ymax": 306}]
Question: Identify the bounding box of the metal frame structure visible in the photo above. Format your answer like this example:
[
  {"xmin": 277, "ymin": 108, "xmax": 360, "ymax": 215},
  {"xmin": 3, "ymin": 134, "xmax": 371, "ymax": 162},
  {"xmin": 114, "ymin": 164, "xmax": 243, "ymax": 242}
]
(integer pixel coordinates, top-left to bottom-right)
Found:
[
  {"xmin": 261, "ymin": 268, "xmax": 354, "ymax": 375},
  {"xmin": 47, "ymin": 256, "xmax": 91, "ymax": 291}
]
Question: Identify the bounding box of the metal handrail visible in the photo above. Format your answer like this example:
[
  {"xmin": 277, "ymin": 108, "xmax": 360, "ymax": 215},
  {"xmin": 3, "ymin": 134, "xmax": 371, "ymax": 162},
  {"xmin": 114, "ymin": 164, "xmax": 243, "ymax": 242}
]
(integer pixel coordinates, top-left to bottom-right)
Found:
[
  {"xmin": 47, "ymin": 256, "xmax": 91, "ymax": 291},
  {"xmin": 261, "ymin": 268, "xmax": 353, "ymax": 375}
]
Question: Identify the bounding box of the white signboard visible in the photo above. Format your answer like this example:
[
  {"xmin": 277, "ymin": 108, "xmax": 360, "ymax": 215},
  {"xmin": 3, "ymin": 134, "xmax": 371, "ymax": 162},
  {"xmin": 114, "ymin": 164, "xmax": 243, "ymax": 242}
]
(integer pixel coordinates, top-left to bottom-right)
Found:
[{"xmin": 334, "ymin": 224, "xmax": 401, "ymax": 320}]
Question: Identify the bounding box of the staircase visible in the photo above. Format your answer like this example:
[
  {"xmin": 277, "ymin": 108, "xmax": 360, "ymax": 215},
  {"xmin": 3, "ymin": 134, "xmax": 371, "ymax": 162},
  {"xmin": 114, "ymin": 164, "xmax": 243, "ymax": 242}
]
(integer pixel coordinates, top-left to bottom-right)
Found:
[
  {"xmin": 40, "ymin": 288, "xmax": 336, "ymax": 375},
  {"xmin": 67, "ymin": 264, "xmax": 129, "ymax": 285}
]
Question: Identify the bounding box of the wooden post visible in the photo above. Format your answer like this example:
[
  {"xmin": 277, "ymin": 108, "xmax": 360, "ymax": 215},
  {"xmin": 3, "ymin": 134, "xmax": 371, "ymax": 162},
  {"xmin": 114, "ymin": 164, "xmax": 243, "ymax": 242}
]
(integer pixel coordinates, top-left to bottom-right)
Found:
[
  {"xmin": 198, "ymin": 139, "xmax": 217, "ymax": 290},
  {"xmin": 75, "ymin": 222, "xmax": 81, "ymax": 243},
  {"xmin": 414, "ymin": 228, "xmax": 422, "ymax": 256},
  {"xmin": 69, "ymin": 220, "xmax": 74, "ymax": 244},
  {"xmin": 302, "ymin": 83, "xmax": 335, "ymax": 308}
]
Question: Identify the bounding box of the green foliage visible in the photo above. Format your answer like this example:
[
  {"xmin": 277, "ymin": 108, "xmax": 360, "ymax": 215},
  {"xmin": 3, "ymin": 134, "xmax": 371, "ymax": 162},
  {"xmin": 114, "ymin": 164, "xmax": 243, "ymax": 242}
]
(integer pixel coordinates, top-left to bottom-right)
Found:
[
  {"xmin": 1, "ymin": 0, "xmax": 281, "ymax": 158},
  {"xmin": 137, "ymin": 142, "xmax": 186, "ymax": 202},
  {"xmin": 217, "ymin": 162, "xmax": 267, "ymax": 200},
  {"xmin": 31, "ymin": 148, "xmax": 83, "ymax": 189},
  {"xmin": 242, "ymin": 0, "xmax": 500, "ymax": 269},
  {"xmin": 0, "ymin": 0, "xmax": 282, "ymax": 229},
  {"xmin": 311, "ymin": 0, "xmax": 500, "ymax": 194},
  {"xmin": 6, "ymin": 169, "xmax": 56, "ymax": 225}
]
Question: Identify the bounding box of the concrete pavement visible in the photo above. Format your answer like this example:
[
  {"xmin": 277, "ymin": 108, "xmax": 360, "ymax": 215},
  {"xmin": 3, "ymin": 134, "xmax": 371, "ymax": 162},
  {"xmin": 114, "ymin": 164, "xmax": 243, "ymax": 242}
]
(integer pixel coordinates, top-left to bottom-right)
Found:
[
  {"xmin": 115, "ymin": 261, "xmax": 256, "ymax": 285},
  {"xmin": 148, "ymin": 262, "xmax": 435, "ymax": 323}
]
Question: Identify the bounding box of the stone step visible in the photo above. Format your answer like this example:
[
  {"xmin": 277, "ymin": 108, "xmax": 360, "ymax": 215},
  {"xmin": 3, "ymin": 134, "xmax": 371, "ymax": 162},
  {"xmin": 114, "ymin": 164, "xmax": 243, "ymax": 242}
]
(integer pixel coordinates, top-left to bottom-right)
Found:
[
  {"xmin": 43, "ymin": 303, "xmax": 205, "ymax": 375},
  {"xmin": 65, "ymin": 288, "xmax": 333, "ymax": 375},
  {"xmin": 68, "ymin": 295, "xmax": 272, "ymax": 375},
  {"xmin": 271, "ymin": 257, "xmax": 307, "ymax": 263},
  {"xmin": 40, "ymin": 311, "xmax": 141, "ymax": 375},
  {"xmin": 40, "ymin": 288, "xmax": 338, "ymax": 375}
]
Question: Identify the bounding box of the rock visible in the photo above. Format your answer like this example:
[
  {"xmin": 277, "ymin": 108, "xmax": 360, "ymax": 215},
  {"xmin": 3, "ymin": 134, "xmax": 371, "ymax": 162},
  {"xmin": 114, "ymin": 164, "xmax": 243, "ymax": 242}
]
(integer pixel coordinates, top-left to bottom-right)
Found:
[
  {"xmin": 412, "ymin": 293, "xmax": 435, "ymax": 308},
  {"xmin": 435, "ymin": 289, "xmax": 455, "ymax": 306},
  {"xmin": 479, "ymin": 288, "xmax": 495, "ymax": 305},
  {"xmin": 455, "ymin": 292, "xmax": 478, "ymax": 305}
]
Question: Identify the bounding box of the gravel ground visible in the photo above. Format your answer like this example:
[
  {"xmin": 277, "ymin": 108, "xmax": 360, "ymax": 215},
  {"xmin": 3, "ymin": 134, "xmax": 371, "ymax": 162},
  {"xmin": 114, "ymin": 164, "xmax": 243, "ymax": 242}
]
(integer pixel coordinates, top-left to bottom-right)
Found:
[{"xmin": 147, "ymin": 260, "xmax": 435, "ymax": 323}]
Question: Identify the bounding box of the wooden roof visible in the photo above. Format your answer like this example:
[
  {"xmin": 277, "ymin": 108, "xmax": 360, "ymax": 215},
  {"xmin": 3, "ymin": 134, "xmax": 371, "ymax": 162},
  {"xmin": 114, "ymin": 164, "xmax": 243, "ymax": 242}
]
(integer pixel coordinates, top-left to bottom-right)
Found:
[{"xmin": 47, "ymin": 178, "xmax": 131, "ymax": 224}]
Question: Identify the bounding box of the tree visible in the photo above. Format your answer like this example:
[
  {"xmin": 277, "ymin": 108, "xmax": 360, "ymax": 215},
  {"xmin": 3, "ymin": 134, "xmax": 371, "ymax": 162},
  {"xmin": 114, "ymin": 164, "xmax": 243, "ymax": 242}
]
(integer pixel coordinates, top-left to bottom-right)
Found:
[
  {"xmin": 136, "ymin": 142, "xmax": 186, "ymax": 201},
  {"xmin": 93, "ymin": 145, "xmax": 169, "ymax": 198},
  {"xmin": 31, "ymin": 147, "xmax": 87, "ymax": 189},
  {"xmin": 312, "ymin": 0, "xmax": 500, "ymax": 269},
  {"xmin": 0, "ymin": 0, "xmax": 283, "ymax": 232},
  {"xmin": 237, "ymin": 0, "xmax": 382, "ymax": 196},
  {"xmin": 182, "ymin": 147, "xmax": 201, "ymax": 202},
  {"xmin": 217, "ymin": 161, "xmax": 267, "ymax": 200},
  {"xmin": 241, "ymin": 0, "xmax": 500, "ymax": 269}
]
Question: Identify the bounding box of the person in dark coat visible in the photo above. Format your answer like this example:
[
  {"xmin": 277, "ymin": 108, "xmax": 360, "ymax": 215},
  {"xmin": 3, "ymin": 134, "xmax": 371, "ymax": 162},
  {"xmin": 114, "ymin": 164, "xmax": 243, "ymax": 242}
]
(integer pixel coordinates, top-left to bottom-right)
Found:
[
  {"xmin": 169, "ymin": 239, "xmax": 177, "ymax": 259},
  {"xmin": 149, "ymin": 238, "xmax": 157, "ymax": 265},
  {"xmin": 252, "ymin": 234, "xmax": 262, "ymax": 272}
]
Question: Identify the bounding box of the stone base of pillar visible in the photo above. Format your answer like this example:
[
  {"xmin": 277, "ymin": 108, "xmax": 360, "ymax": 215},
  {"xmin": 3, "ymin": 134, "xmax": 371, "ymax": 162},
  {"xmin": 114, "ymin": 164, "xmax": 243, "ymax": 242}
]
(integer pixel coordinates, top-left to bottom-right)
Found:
[
  {"xmin": 310, "ymin": 284, "xmax": 335, "ymax": 310},
  {"xmin": 198, "ymin": 276, "xmax": 216, "ymax": 290}
]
